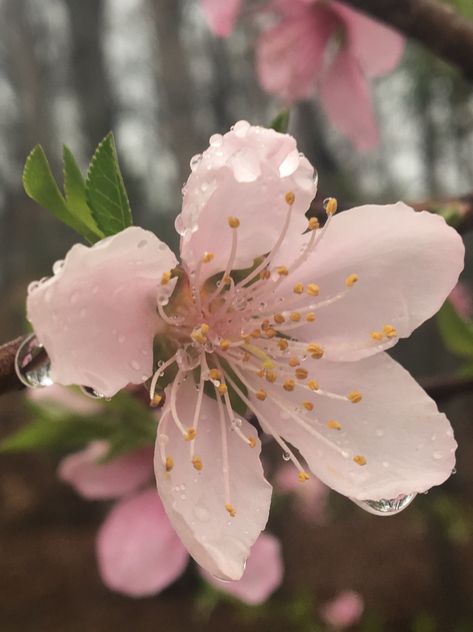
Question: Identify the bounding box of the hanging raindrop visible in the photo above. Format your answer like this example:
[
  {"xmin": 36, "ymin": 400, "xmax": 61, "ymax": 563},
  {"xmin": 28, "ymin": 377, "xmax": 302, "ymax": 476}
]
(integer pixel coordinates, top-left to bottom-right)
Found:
[
  {"xmin": 351, "ymin": 493, "xmax": 417, "ymax": 516},
  {"xmin": 79, "ymin": 385, "xmax": 105, "ymax": 400},
  {"xmin": 14, "ymin": 334, "xmax": 53, "ymax": 388}
]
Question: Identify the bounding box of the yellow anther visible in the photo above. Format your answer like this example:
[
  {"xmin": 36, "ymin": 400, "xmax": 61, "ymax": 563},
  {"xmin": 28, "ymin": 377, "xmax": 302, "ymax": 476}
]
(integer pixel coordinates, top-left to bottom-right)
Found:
[
  {"xmin": 345, "ymin": 274, "xmax": 358, "ymax": 288},
  {"xmin": 327, "ymin": 420, "xmax": 341, "ymax": 430},
  {"xmin": 165, "ymin": 456, "xmax": 174, "ymax": 472},
  {"xmin": 295, "ymin": 367, "xmax": 308, "ymax": 380},
  {"xmin": 298, "ymin": 471, "xmax": 310, "ymax": 482},
  {"xmin": 303, "ymin": 401, "xmax": 314, "ymax": 411},
  {"xmin": 220, "ymin": 339, "xmax": 231, "ymax": 351},
  {"xmin": 185, "ymin": 427, "xmax": 197, "ymax": 441},
  {"xmin": 276, "ymin": 266, "xmax": 289, "ymax": 276},
  {"xmin": 265, "ymin": 370, "xmax": 278, "ymax": 383},
  {"xmin": 228, "ymin": 216, "xmax": 240, "ymax": 229},
  {"xmin": 307, "ymin": 283, "xmax": 320, "ymax": 297},
  {"xmin": 208, "ymin": 368, "xmax": 220, "ymax": 381},
  {"xmin": 325, "ymin": 197, "xmax": 337, "ymax": 215},
  {"xmin": 383, "ymin": 324, "xmax": 398, "ymax": 339},
  {"xmin": 201, "ymin": 252, "xmax": 214, "ymax": 263},
  {"xmin": 308, "ymin": 217, "xmax": 319, "ymax": 231},
  {"xmin": 223, "ymin": 274, "xmax": 231, "ymax": 285},
  {"xmin": 273, "ymin": 313, "xmax": 285, "ymax": 324},
  {"xmin": 250, "ymin": 328, "xmax": 261, "ymax": 338},
  {"xmin": 200, "ymin": 323, "xmax": 209, "ymax": 335},
  {"xmin": 265, "ymin": 328, "xmax": 277, "ymax": 338},
  {"xmin": 256, "ymin": 369, "xmax": 265, "ymax": 377},
  {"xmin": 192, "ymin": 456, "xmax": 203, "ymax": 471},
  {"xmin": 307, "ymin": 343, "xmax": 324, "ymax": 359},
  {"xmin": 256, "ymin": 388, "xmax": 267, "ymax": 401},
  {"xmin": 150, "ymin": 394, "xmax": 163, "ymax": 408},
  {"xmin": 218, "ymin": 383, "xmax": 228, "ymax": 395},
  {"xmin": 371, "ymin": 331, "xmax": 383, "ymax": 341},
  {"xmin": 260, "ymin": 269, "xmax": 271, "ymax": 280},
  {"xmin": 285, "ymin": 191, "xmax": 295, "ymax": 205},
  {"xmin": 283, "ymin": 378, "xmax": 295, "ymax": 392},
  {"xmin": 306, "ymin": 312, "xmax": 316, "ymax": 322},
  {"xmin": 308, "ymin": 379, "xmax": 319, "ymax": 391},
  {"xmin": 160, "ymin": 271, "xmax": 172, "ymax": 285},
  {"xmin": 348, "ymin": 390, "xmax": 362, "ymax": 403},
  {"xmin": 290, "ymin": 312, "xmax": 301, "ymax": 322},
  {"xmin": 248, "ymin": 436, "xmax": 257, "ymax": 448},
  {"xmin": 278, "ymin": 339, "xmax": 289, "ymax": 351},
  {"xmin": 191, "ymin": 331, "xmax": 206, "ymax": 345},
  {"xmin": 263, "ymin": 358, "xmax": 275, "ymax": 370},
  {"xmin": 261, "ymin": 319, "xmax": 270, "ymax": 331},
  {"xmin": 288, "ymin": 357, "xmax": 300, "ymax": 368},
  {"xmin": 225, "ymin": 503, "xmax": 237, "ymax": 517},
  {"xmin": 353, "ymin": 455, "xmax": 367, "ymax": 466},
  {"xmin": 293, "ymin": 283, "xmax": 304, "ymax": 294}
]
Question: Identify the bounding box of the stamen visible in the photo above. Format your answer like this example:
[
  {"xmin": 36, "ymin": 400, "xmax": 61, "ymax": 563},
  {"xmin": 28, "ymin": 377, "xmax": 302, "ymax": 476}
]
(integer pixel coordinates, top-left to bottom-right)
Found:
[
  {"xmin": 289, "ymin": 311, "xmax": 301, "ymax": 322},
  {"xmin": 256, "ymin": 388, "xmax": 267, "ymax": 401},
  {"xmin": 371, "ymin": 331, "xmax": 383, "ymax": 341},
  {"xmin": 293, "ymin": 283, "xmax": 304, "ymax": 294},
  {"xmin": 228, "ymin": 216, "xmax": 240, "ymax": 229},
  {"xmin": 185, "ymin": 427, "xmax": 197, "ymax": 441},
  {"xmin": 161, "ymin": 271, "xmax": 172, "ymax": 285},
  {"xmin": 308, "ymin": 217, "xmax": 319, "ymax": 231},
  {"xmin": 353, "ymin": 455, "xmax": 367, "ymax": 466},
  {"xmin": 215, "ymin": 383, "xmax": 235, "ymax": 517},
  {"xmin": 307, "ymin": 343, "xmax": 324, "ymax": 359},
  {"xmin": 306, "ymin": 312, "xmax": 316, "ymax": 322},
  {"xmin": 298, "ymin": 471, "xmax": 310, "ymax": 482},
  {"xmin": 345, "ymin": 274, "xmax": 358, "ymax": 287},
  {"xmin": 327, "ymin": 420, "xmax": 341, "ymax": 430},
  {"xmin": 149, "ymin": 352, "xmax": 179, "ymax": 402},
  {"xmin": 276, "ymin": 266, "xmax": 289, "ymax": 276},
  {"xmin": 307, "ymin": 283, "xmax": 320, "ymax": 296},
  {"xmin": 165, "ymin": 456, "xmax": 174, "ymax": 472},
  {"xmin": 324, "ymin": 197, "xmax": 337, "ymax": 215},
  {"xmin": 209, "ymin": 368, "xmax": 220, "ymax": 381},
  {"xmin": 225, "ymin": 503, "xmax": 236, "ymax": 517},
  {"xmin": 283, "ymin": 378, "xmax": 295, "ymax": 391},
  {"xmin": 202, "ymin": 252, "xmax": 214, "ymax": 263},
  {"xmin": 190, "ymin": 351, "xmax": 207, "ymax": 459},
  {"xmin": 205, "ymin": 218, "xmax": 240, "ymax": 312},
  {"xmin": 303, "ymin": 401, "xmax": 314, "ymax": 411},
  {"xmin": 169, "ymin": 371, "xmax": 195, "ymax": 439},
  {"xmin": 348, "ymin": 390, "xmax": 362, "ymax": 403},
  {"xmin": 192, "ymin": 456, "xmax": 203, "ymax": 471},
  {"xmin": 295, "ymin": 367, "xmax": 308, "ymax": 380},
  {"xmin": 383, "ymin": 324, "xmax": 397, "ymax": 338},
  {"xmin": 217, "ymin": 383, "xmax": 228, "ymax": 395}
]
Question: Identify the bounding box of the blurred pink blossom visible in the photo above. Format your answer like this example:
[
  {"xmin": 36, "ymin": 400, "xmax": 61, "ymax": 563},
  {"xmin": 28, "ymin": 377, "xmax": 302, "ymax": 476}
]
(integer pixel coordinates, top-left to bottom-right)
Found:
[
  {"xmin": 320, "ymin": 590, "xmax": 364, "ymax": 628},
  {"xmin": 200, "ymin": 0, "xmax": 243, "ymax": 37},
  {"xmin": 448, "ymin": 281, "xmax": 473, "ymax": 320},
  {"xmin": 276, "ymin": 463, "xmax": 329, "ymax": 523}
]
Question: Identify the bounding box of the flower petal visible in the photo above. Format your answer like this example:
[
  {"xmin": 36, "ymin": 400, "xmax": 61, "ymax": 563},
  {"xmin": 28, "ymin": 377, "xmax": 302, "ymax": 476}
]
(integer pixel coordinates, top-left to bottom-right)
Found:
[
  {"xmin": 96, "ymin": 488, "xmax": 188, "ymax": 597},
  {"xmin": 154, "ymin": 378, "xmax": 272, "ymax": 580},
  {"xmin": 256, "ymin": 5, "xmax": 337, "ymax": 103},
  {"xmin": 333, "ymin": 2, "xmax": 405, "ymax": 77},
  {"xmin": 249, "ymin": 353, "xmax": 456, "ymax": 501},
  {"xmin": 273, "ymin": 203, "xmax": 464, "ymax": 361},
  {"xmin": 178, "ymin": 123, "xmax": 316, "ymax": 280},
  {"xmin": 199, "ymin": 532, "xmax": 283, "ymax": 605},
  {"xmin": 27, "ymin": 227, "xmax": 178, "ymax": 397},
  {"xmin": 320, "ymin": 47, "xmax": 379, "ymax": 150},
  {"xmin": 58, "ymin": 441, "xmax": 154, "ymax": 500},
  {"xmin": 200, "ymin": 0, "xmax": 243, "ymax": 37}
]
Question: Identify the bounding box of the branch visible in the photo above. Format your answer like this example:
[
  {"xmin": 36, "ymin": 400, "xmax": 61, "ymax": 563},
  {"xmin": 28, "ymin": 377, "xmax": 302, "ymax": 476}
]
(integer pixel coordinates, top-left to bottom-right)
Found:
[
  {"xmin": 0, "ymin": 336, "xmax": 27, "ymax": 395},
  {"xmin": 339, "ymin": 0, "xmax": 473, "ymax": 81}
]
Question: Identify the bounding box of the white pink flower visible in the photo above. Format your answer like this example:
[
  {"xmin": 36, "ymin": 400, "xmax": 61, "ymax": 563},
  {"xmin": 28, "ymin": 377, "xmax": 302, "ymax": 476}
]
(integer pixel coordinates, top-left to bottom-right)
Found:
[{"xmin": 27, "ymin": 122, "xmax": 464, "ymax": 580}]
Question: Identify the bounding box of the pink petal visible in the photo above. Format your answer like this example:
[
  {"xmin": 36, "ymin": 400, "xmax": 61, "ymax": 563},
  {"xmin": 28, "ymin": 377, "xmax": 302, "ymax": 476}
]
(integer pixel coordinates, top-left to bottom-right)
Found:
[
  {"xmin": 200, "ymin": 0, "xmax": 243, "ymax": 37},
  {"xmin": 154, "ymin": 378, "xmax": 272, "ymax": 580},
  {"xmin": 27, "ymin": 227, "xmax": 178, "ymax": 397},
  {"xmin": 28, "ymin": 384, "xmax": 102, "ymax": 415},
  {"xmin": 256, "ymin": 4, "xmax": 337, "ymax": 103},
  {"xmin": 320, "ymin": 47, "xmax": 379, "ymax": 150},
  {"xmin": 178, "ymin": 123, "xmax": 316, "ymax": 281},
  {"xmin": 96, "ymin": 488, "xmax": 188, "ymax": 597},
  {"xmin": 320, "ymin": 590, "xmax": 364, "ymax": 628},
  {"xmin": 199, "ymin": 532, "xmax": 283, "ymax": 605},
  {"xmin": 249, "ymin": 353, "xmax": 456, "ymax": 501},
  {"xmin": 274, "ymin": 203, "xmax": 464, "ymax": 361},
  {"xmin": 58, "ymin": 441, "xmax": 154, "ymax": 500},
  {"xmin": 333, "ymin": 2, "xmax": 405, "ymax": 77}
]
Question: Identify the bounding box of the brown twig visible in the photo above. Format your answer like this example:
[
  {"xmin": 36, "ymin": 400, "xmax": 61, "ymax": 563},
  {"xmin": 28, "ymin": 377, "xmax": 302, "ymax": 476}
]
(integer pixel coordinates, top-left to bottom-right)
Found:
[
  {"xmin": 338, "ymin": 0, "xmax": 473, "ymax": 81},
  {"xmin": 0, "ymin": 336, "xmax": 27, "ymax": 396}
]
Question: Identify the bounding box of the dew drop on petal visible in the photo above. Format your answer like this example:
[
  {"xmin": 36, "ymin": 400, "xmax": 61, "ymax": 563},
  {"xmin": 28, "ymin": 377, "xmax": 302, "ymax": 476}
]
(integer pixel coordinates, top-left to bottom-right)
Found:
[
  {"xmin": 351, "ymin": 493, "xmax": 417, "ymax": 516},
  {"xmin": 190, "ymin": 153, "xmax": 202, "ymax": 171},
  {"xmin": 52, "ymin": 259, "xmax": 64, "ymax": 275},
  {"xmin": 282, "ymin": 452, "xmax": 291, "ymax": 461},
  {"xmin": 80, "ymin": 385, "xmax": 105, "ymax": 399},
  {"xmin": 433, "ymin": 450, "xmax": 443, "ymax": 460}
]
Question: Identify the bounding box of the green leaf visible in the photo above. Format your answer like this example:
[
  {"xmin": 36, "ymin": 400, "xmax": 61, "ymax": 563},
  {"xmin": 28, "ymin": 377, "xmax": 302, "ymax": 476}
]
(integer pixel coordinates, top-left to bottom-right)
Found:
[
  {"xmin": 63, "ymin": 146, "xmax": 104, "ymax": 242},
  {"xmin": 437, "ymin": 301, "xmax": 473, "ymax": 358},
  {"xmin": 23, "ymin": 145, "xmax": 101, "ymax": 244},
  {"xmin": 269, "ymin": 109, "xmax": 290, "ymax": 134},
  {"xmin": 86, "ymin": 132, "xmax": 133, "ymax": 236}
]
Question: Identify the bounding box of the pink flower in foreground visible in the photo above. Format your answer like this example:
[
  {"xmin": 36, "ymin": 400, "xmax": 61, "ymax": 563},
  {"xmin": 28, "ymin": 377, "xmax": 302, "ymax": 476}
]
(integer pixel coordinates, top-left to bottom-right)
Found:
[
  {"xmin": 320, "ymin": 590, "xmax": 364, "ymax": 629},
  {"xmin": 27, "ymin": 121, "xmax": 463, "ymax": 580},
  {"xmin": 256, "ymin": 0, "xmax": 404, "ymax": 149},
  {"xmin": 58, "ymin": 440, "xmax": 282, "ymax": 601}
]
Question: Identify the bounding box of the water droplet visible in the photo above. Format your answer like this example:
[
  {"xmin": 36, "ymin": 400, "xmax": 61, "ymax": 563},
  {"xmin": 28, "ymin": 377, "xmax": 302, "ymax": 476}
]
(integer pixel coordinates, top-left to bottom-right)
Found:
[
  {"xmin": 209, "ymin": 133, "xmax": 223, "ymax": 148},
  {"xmin": 282, "ymin": 452, "xmax": 291, "ymax": 461},
  {"xmin": 433, "ymin": 450, "xmax": 443, "ymax": 460},
  {"xmin": 137, "ymin": 240, "xmax": 148, "ymax": 249},
  {"xmin": 233, "ymin": 120, "xmax": 250, "ymax": 137},
  {"xmin": 190, "ymin": 153, "xmax": 202, "ymax": 171},
  {"xmin": 351, "ymin": 493, "xmax": 417, "ymax": 516},
  {"xmin": 194, "ymin": 505, "xmax": 211, "ymax": 522},
  {"xmin": 231, "ymin": 417, "xmax": 243, "ymax": 431},
  {"xmin": 14, "ymin": 334, "xmax": 53, "ymax": 388},
  {"xmin": 80, "ymin": 385, "xmax": 105, "ymax": 399},
  {"xmin": 52, "ymin": 259, "xmax": 64, "ymax": 275},
  {"xmin": 130, "ymin": 360, "xmax": 141, "ymax": 371}
]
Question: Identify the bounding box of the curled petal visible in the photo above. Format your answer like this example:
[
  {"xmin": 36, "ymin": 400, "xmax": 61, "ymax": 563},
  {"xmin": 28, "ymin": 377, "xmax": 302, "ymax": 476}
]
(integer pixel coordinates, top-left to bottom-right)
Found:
[
  {"xmin": 200, "ymin": 0, "xmax": 243, "ymax": 37},
  {"xmin": 274, "ymin": 203, "xmax": 464, "ymax": 361},
  {"xmin": 27, "ymin": 227, "xmax": 178, "ymax": 397},
  {"xmin": 199, "ymin": 532, "xmax": 283, "ymax": 605},
  {"xmin": 320, "ymin": 48, "xmax": 379, "ymax": 150},
  {"xmin": 178, "ymin": 123, "xmax": 316, "ymax": 279},
  {"xmin": 58, "ymin": 441, "xmax": 154, "ymax": 500},
  {"xmin": 154, "ymin": 378, "xmax": 272, "ymax": 580},
  {"xmin": 333, "ymin": 2, "xmax": 405, "ymax": 77},
  {"xmin": 96, "ymin": 489, "xmax": 188, "ymax": 597},
  {"xmin": 249, "ymin": 353, "xmax": 456, "ymax": 501}
]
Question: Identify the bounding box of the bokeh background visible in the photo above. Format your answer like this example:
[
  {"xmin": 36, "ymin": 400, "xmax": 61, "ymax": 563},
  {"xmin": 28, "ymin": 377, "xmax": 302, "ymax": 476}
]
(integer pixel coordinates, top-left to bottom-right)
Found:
[{"xmin": 1, "ymin": 0, "xmax": 473, "ymax": 630}]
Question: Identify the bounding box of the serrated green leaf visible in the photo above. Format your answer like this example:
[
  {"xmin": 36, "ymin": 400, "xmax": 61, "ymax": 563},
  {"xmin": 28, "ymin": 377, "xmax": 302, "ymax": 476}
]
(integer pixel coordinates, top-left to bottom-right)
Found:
[
  {"xmin": 437, "ymin": 301, "xmax": 473, "ymax": 358},
  {"xmin": 23, "ymin": 145, "xmax": 100, "ymax": 244},
  {"xmin": 86, "ymin": 132, "xmax": 133, "ymax": 236},
  {"xmin": 63, "ymin": 146, "xmax": 104, "ymax": 242},
  {"xmin": 270, "ymin": 109, "xmax": 290, "ymax": 134}
]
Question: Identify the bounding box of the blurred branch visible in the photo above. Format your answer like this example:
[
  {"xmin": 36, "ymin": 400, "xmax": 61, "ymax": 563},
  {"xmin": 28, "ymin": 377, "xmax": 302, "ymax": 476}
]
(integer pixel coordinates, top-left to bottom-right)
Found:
[
  {"xmin": 339, "ymin": 0, "xmax": 473, "ymax": 80},
  {"xmin": 421, "ymin": 374, "xmax": 473, "ymax": 402},
  {"xmin": 0, "ymin": 337, "xmax": 27, "ymax": 396}
]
